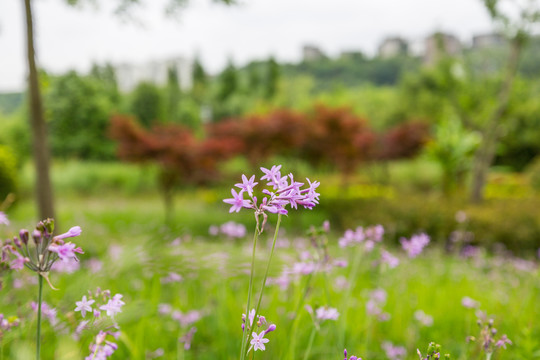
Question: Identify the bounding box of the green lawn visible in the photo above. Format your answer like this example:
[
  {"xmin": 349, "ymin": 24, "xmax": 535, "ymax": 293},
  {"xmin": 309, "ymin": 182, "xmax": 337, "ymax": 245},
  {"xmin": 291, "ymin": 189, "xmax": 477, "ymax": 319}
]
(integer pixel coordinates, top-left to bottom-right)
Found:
[{"xmin": 1, "ymin": 191, "xmax": 539, "ymax": 360}]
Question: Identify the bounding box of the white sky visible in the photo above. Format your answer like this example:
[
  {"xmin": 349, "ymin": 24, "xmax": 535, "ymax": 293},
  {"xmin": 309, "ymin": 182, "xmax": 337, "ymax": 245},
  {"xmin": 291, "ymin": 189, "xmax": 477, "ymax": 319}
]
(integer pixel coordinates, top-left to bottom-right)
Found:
[{"xmin": 0, "ymin": 0, "xmax": 494, "ymax": 92}]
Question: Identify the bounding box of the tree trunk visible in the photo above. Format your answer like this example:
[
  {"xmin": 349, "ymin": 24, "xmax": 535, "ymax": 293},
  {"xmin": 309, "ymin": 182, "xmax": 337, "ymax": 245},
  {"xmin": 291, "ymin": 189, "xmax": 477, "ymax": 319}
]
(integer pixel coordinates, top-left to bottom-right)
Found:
[
  {"xmin": 469, "ymin": 35, "xmax": 524, "ymax": 203},
  {"xmin": 23, "ymin": 0, "xmax": 55, "ymax": 221}
]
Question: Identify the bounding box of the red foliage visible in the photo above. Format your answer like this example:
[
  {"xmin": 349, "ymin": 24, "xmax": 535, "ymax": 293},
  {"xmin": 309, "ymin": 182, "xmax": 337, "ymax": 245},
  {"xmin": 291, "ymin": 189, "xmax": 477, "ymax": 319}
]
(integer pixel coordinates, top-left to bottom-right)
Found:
[
  {"xmin": 377, "ymin": 121, "xmax": 431, "ymax": 160},
  {"xmin": 109, "ymin": 114, "xmax": 241, "ymax": 184},
  {"xmin": 110, "ymin": 109, "xmax": 430, "ymax": 185},
  {"xmin": 301, "ymin": 105, "xmax": 376, "ymax": 175}
]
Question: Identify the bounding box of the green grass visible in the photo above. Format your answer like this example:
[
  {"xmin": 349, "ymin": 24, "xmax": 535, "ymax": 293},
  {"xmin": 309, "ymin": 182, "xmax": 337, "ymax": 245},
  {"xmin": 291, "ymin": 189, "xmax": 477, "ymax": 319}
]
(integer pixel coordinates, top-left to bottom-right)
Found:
[{"xmin": 1, "ymin": 192, "xmax": 539, "ymax": 360}]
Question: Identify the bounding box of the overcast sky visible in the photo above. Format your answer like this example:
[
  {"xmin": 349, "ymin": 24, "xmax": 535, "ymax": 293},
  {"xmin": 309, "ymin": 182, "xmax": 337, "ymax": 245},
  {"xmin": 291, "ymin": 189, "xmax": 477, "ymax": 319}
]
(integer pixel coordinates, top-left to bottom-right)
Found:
[{"xmin": 0, "ymin": 0, "xmax": 494, "ymax": 92}]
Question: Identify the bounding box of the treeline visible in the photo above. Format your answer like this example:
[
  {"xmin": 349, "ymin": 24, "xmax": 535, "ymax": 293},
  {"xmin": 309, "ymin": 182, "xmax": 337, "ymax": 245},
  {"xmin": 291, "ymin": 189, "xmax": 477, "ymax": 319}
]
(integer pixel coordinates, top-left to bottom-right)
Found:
[
  {"xmin": 110, "ymin": 106, "xmax": 429, "ymax": 184},
  {"xmin": 2, "ymin": 40, "xmax": 540, "ymax": 175}
]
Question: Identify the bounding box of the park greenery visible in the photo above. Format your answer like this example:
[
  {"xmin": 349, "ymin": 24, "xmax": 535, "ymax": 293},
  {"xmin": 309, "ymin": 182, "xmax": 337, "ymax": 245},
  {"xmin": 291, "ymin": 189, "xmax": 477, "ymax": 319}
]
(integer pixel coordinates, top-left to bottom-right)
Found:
[{"xmin": 1, "ymin": 0, "xmax": 540, "ymax": 359}]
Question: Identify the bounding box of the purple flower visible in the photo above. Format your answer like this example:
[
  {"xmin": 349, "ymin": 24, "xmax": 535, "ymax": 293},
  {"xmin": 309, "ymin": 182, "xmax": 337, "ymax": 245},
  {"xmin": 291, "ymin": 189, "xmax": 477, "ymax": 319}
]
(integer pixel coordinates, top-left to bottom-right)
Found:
[
  {"xmin": 322, "ymin": 220, "xmax": 330, "ymax": 232},
  {"xmin": 223, "ymin": 189, "xmax": 251, "ymax": 213},
  {"xmin": 179, "ymin": 327, "xmax": 197, "ymax": 350},
  {"xmin": 225, "ymin": 165, "xmax": 320, "ymax": 223},
  {"xmin": 365, "ymin": 225, "xmax": 384, "ymax": 242},
  {"xmin": 315, "ymin": 306, "xmax": 340, "ymax": 321},
  {"xmin": 400, "ymin": 233, "xmax": 430, "ymax": 258},
  {"xmin": 495, "ymin": 334, "xmax": 512, "ymax": 349},
  {"xmin": 75, "ymin": 296, "xmax": 95, "ymax": 318},
  {"xmin": 99, "ymin": 294, "xmax": 124, "ymax": 318},
  {"xmin": 220, "ymin": 221, "xmax": 246, "ymax": 238},
  {"xmin": 381, "ymin": 250, "xmax": 399, "ymax": 268},
  {"xmin": 242, "ymin": 309, "xmax": 256, "ymax": 327},
  {"xmin": 0, "ymin": 211, "xmax": 9, "ymax": 226},
  {"xmin": 414, "ymin": 310, "xmax": 434, "ymax": 327},
  {"xmin": 51, "ymin": 257, "xmax": 80, "ymax": 273},
  {"xmin": 54, "ymin": 226, "xmax": 82, "ymax": 241},
  {"xmin": 249, "ymin": 331, "xmax": 270, "ymax": 351},
  {"xmin": 344, "ymin": 349, "xmax": 361, "ymax": 360},
  {"xmin": 48, "ymin": 242, "xmax": 83, "ymax": 262},
  {"xmin": 235, "ymin": 174, "xmax": 258, "ymax": 197},
  {"xmin": 382, "ymin": 341, "xmax": 406, "ymax": 359},
  {"xmin": 10, "ymin": 251, "xmax": 29, "ymax": 270},
  {"xmin": 461, "ymin": 296, "xmax": 480, "ymax": 309},
  {"xmin": 260, "ymin": 165, "xmax": 283, "ymax": 186}
]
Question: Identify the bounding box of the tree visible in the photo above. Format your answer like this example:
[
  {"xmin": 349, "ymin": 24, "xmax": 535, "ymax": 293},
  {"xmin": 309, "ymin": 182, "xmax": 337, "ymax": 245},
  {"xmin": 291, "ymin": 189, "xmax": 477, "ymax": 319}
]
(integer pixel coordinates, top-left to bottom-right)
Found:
[
  {"xmin": 192, "ymin": 56, "xmax": 208, "ymax": 103},
  {"xmin": 24, "ymin": 0, "xmax": 55, "ymax": 220},
  {"xmin": 21, "ymin": 0, "xmax": 235, "ymax": 221},
  {"xmin": 46, "ymin": 71, "xmax": 116, "ymax": 160},
  {"xmin": 89, "ymin": 62, "xmax": 121, "ymax": 105},
  {"xmin": 109, "ymin": 115, "xmax": 241, "ymax": 222},
  {"xmin": 165, "ymin": 66, "xmax": 181, "ymax": 123},
  {"xmin": 264, "ymin": 56, "xmax": 280, "ymax": 99},
  {"xmin": 217, "ymin": 59, "xmax": 238, "ymax": 102},
  {"xmin": 406, "ymin": 0, "xmax": 540, "ymax": 202},
  {"xmin": 130, "ymin": 82, "xmax": 164, "ymax": 127},
  {"xmin": 466, "ymin": 0, "xmax": 540, "ymax": 202}
]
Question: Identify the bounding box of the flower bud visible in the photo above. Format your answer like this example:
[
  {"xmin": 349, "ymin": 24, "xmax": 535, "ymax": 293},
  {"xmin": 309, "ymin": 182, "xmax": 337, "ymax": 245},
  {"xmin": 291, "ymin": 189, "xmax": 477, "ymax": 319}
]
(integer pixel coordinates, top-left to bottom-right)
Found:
[
  {"xmin": 32, "ymin": 230, "xmax": 42, "ymax": 245},
  {"xmin": 44, "ymin": 219, "xmax": 55, "ymax": 234},
  {"xmin": 19, "ymin": 229, "xmax": 29, "ymax": 245},
  {"xmin": 264, "ymin": 324, "xmax": 276, "ymax": 334},
  {"xmin": 13, "ymin": 236, "xmax": 21, "ymax": 248}
]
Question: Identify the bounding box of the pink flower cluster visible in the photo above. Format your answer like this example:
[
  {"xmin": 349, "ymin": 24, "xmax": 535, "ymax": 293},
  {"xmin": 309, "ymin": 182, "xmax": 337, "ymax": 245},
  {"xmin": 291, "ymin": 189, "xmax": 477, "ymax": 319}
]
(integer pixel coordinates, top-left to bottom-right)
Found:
[
  {"xmin": 400, "ymin": 233, "xmax": 430, "ymax": 258},
  {"xmin": 366, "ymin": 288, "xmax": 390, "ymax": 322},
  {"xmin": 338, "ymin": 225, "xmax": 384, "ymax": 249},
  {"xmin": 209, "ymin": 221, "xmax": 247, "ymax": 239},
  {"xmin": 224, "ymin": 165, "xmax": 320, "ymax": 220},
  {"xmin": 85, "ymin": 330, "xmax": 120, "ymax": 360},
  {"xmin": 382, "ymin": 341, "xmax": 406, "ymax": 359},
  {"xmin": 1, "ymin": 220, "xmax": 83, "ymax": 277},
  {"xmin": 242, "ymin": 309, "xmax": 276, "ymax": 352}
]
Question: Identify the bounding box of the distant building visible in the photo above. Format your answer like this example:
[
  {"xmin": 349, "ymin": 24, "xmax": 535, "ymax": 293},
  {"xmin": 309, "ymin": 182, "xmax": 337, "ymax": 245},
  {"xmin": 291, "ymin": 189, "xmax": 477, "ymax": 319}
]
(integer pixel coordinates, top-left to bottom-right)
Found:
[
  {"xmin": 302, "ymin": 45, "xmax": 326, "ymax": 62},
  {"xmin": 116, "ymin": 56, "xmax": 193, "ymax": 93},
  {"xmin": 424, "ymin": 32, "xmax": 462, "ymax": 65},
  {"xmin": 472, "ymin": 33, "xmax": 506, "ymax": 49},
  {"xmin": 378, "ymin": 37, "xmax": 409, "ymax": 58}
]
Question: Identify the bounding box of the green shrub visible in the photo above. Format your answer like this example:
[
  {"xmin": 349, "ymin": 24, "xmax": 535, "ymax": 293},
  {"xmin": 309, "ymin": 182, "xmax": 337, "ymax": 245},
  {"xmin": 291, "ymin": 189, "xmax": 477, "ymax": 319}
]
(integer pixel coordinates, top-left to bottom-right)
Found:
[
  {"xmin": 0, "ymin": 145, "xmax": 18, "ymax": 201},
  {"xmin": 527, "ymin": 156, "xmax": 540, "ymax": 191},
  {"xmin": 320, "ymin": 194, "xmax": 540, "ymax": 254}
]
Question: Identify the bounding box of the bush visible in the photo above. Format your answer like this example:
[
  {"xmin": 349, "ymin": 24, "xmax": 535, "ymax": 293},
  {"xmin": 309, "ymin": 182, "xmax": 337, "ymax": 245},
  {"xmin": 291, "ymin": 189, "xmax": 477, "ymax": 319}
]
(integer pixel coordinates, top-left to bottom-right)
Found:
[
  {"xmin": 527, "ymin": 156, "xmax": 540, "ymax": 191},
  {"xmin": 319, "ymin": 194, "xmax": 540, "ymax": 254},
  {"xmin": 0, "ymin": 145, "xmax": 18, "ymax": 201}
]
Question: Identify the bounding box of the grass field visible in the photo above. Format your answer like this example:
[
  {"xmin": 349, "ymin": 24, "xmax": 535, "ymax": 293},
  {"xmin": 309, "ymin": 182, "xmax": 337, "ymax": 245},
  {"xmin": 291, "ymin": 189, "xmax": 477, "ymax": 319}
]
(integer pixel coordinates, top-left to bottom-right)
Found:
[{"xmin": 1, "ymin": 188, "xmax": 539, "ymax": 360}]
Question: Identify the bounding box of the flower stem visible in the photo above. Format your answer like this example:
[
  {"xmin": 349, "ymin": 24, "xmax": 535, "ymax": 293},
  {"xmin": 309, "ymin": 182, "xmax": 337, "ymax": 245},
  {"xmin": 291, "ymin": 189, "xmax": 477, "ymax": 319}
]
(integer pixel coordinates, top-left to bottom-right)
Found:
[
  {"xmin": 338, "ymin": 246, "xmax": 363, "ymax": 349},
  {"xmin": 91, "ymin": 345, "xmax": 99, "ymax": 360},
  {"xmin": 302, "ymin": 327, "xmax": 317, "ymax": 360},
  {"xmin": 244, "ymin": 214, "xmax": 282, "ymax": 359},
  {"xmin": 36, "ymin": 274, "xmax": 43, "ymax": 360},
  {"xmin": 253, "ymin": 215, "xmax": 281, "ymax": 315},
  {"xmin": 287, "ymin": 273, "xmax": 313, "ymax": 359},
  {"xmin": 240, "ymin": 219, "xmax": 260, "ymax": 360}
]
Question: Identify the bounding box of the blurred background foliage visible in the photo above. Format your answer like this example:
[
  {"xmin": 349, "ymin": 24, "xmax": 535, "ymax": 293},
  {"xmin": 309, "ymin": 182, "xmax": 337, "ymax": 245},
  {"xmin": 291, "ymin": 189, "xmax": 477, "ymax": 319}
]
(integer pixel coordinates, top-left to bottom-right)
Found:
[{"xmin": 1, "ymin": 33, "xmax": 540, "ymax": 252}]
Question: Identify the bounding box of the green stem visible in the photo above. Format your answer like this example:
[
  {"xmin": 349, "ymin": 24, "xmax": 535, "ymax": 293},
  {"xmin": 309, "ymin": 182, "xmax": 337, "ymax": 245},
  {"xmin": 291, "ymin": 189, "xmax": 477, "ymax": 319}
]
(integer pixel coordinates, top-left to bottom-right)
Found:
[
  {"xmin": 302, "ymin": 327, "xmax": 317, "ymax": 360},
  {"xmin": 338, "ymin": 246, "xmax": 363, "ymax": 349},
  {"xmin": 287, "ymin": 273, "xmax": 313, "ymax": 359},
  {"xmin": 486, "ymin": 352, "xmax": 492, "ymax": 360},
  {"xmin": 240, "ymin": 219, "xmax": 260, "ymax": 360},
  {"xmin": 244, "ymin": 214, "xmax": 282, "ymax": 359},
  {"xmin": 177, "ymin": 335, "xmax": 185, "ymax": 360},
  {"xmin": 91, "ymin": 345, "xmax": 99, "ymax": 360},
  {"xmin": 36, "ymin": 275, "xmax": 43, "ymax": 360}
]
